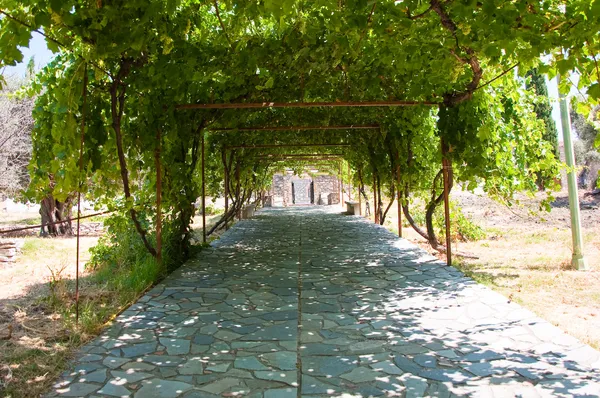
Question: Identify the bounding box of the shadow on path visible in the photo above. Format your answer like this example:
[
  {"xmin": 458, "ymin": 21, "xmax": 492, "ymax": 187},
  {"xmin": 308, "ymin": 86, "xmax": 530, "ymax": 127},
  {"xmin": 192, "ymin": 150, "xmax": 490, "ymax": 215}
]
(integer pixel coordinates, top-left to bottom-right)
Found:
[{"xmin": 47, "ymin": 206, "xmax": 600, "ymax": 397}]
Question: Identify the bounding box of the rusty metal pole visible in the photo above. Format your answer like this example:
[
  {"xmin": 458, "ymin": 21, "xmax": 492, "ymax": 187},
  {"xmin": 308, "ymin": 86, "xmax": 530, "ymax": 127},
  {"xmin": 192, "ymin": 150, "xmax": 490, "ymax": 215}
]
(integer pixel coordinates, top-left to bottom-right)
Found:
[
  {"xmin": 441, "ymin": 139, "xmax": 452, "ymax": 266},
  {"xmin": 396, "ymin": 164, "xmax": 402, "ymax": 238},
  {"xmin": 235, "ymin": 162, "xmax": 241, "ymax": 219},
  {"xmin": 201, "ymin": 131, "xmax": 206, "ymax": 243},
  {"xmin": 358, "ymin": 185, "xmax": 362, "ymax": 216},
  {"xmin": 75, "ymin": 64, "xmax": 88, "ymax": 325},
  {"xmin": 373, "ymin": 178, "xmax": 378, "ymax": 224},
  {"xmin": 339, "ymin": 161, "xmax": 343, "ymax": 207},
  {"xmin": 224, "ymin": 152, "xmax": 229, "ymax": 231},
  {"xmin": 155, "ymin": 130, "xmax": 162, "ymax": 267},
  {"xmin": 347, "ymin": 162, "xmax": 351, "ymax": 201}
]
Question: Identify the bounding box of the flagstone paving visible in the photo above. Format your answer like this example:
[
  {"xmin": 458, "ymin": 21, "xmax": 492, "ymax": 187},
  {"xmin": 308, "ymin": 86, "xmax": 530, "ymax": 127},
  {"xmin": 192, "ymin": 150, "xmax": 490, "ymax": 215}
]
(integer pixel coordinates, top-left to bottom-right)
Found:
[{"xmin": 48, "ymin": 206, "xmax": 600, "ymax": 397}]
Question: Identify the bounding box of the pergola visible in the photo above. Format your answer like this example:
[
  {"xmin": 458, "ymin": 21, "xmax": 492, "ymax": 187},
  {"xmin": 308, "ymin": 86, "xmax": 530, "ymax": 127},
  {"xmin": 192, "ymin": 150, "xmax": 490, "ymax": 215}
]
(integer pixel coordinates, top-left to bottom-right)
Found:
[{"xmin": 0, "ymin": 0, "xmax": 594, "ymax": 322}]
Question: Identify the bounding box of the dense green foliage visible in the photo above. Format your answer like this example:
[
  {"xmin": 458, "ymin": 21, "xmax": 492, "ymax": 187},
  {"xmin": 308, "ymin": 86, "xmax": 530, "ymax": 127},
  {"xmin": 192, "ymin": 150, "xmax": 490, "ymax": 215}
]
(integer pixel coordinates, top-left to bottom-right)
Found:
[
  {"xmin": 0, "ymin": 0, "xmax": 598, "ymax": 259},
  {"xmin": 526, "ymin": 69, "xmax": 559, "ymax": 159}
]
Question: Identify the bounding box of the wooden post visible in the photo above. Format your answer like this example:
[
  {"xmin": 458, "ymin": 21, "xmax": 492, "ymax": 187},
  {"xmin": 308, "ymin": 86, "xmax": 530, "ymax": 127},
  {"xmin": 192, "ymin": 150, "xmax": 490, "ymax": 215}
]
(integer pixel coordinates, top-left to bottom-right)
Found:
[
  {"xmin": 441, "ymin": 139, "xmax": 452, "ymax": 266},
  {"xmin": 201, "ymin": 131, "xmax": 206, "ymax": 243},
  {"xmin": 155, "ymin": 130, "xmax": 162, "ymax": 266}
]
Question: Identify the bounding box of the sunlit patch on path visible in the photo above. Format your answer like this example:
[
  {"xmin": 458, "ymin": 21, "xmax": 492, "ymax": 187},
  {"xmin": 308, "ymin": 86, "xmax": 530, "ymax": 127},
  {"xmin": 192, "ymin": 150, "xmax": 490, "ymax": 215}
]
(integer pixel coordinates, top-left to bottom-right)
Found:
[{"xmin": 48, "ymin": 207, "xmax": 600, "ymax": 397}]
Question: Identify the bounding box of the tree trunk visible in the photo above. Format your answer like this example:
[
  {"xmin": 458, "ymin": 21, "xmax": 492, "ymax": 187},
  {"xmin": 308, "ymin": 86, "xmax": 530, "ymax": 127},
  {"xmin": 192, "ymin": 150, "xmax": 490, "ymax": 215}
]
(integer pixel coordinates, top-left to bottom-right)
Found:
[{"xmin": 40, "ymin": 194, "xmax": 74, "ymax": 236}]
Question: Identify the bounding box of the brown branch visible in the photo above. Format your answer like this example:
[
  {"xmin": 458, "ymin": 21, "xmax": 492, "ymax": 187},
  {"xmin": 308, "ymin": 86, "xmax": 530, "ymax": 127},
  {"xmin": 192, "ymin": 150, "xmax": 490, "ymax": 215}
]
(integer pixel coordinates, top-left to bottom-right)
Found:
[
  {"xmin": 407, "ymin": 5, "xmax": 433, "ymax": 20},
  {"xmin": 110, "ymin": 59, "xmax": 156, "ymax": 257},
  {"xmin": 357, "ymin": 1, "xmax": 377, "ymax": 48},
  {"xmin": 214, "ymin": 0, "xmax": 233, "ymax": 49},
  {"xmin": 429, "ymin": 0, "xmax": 482, "ymax": 105},
  {"xmin": 588, "ymin": 39, "xmax": 600, "ymax": 85},
  {"xmin": 476, "ymin": 63, "xmax": 519, "ymax": 91}
]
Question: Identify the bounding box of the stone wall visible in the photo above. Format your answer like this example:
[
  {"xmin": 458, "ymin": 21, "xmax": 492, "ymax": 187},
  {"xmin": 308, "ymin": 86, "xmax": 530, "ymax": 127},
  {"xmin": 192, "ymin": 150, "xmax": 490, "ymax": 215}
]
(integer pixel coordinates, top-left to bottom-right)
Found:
[
  {"xmin": 0, "ymin": 239, "xmax": 23, "ymax": 263},
  {"xmin": 268, "ymin": 173, "xmax": 340, "ymax": 206}
]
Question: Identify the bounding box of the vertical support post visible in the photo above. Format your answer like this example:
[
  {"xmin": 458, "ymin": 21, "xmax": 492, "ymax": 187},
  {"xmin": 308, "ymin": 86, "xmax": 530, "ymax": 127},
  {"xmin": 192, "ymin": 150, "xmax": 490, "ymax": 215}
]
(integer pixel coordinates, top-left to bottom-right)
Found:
[
  {"xmin": 347, "ymin": 162, "xmax": 351, "ymax": 201},
  {"xmin": 357, "ymin": 168, "xmax": 363, "ymax": 216},
  {"xmin": 373, "ymin": 178, "xmax": 379, "ymax": 224},
  {"xmin": 339, "ymin": 161, "xmax": 343, "ymax": 207},
  {"xmin": 235, "ymin": 161, "xmax": 241, "ymax": 219},
  {"xmin": 396, "ymin": 163, "xmax": 402, "ymax": 238},
  {"xmin": 155, "ymin": 130, "xmax": 162, "ymax": 267},
  {"xmin": 75, "ymin": 64, "xmax": 88, "ymax": 324},
  {"xmin": 558, "ymin": 74, "xmax": 587, "ymax": 270},
  {"xmin": 224, "ymin": 152, "xmax": 229, "ymax": 231},
  {"xmin": 201, "ymin": 131, "xmax": 206, "ymax": 243},
  {"xmin": 441, "ymin": 139, "xmax": 452, "ymax": 266},
  {"xmin": 358, "ymin": 183, "xmax": 362, "ymax": 216}
]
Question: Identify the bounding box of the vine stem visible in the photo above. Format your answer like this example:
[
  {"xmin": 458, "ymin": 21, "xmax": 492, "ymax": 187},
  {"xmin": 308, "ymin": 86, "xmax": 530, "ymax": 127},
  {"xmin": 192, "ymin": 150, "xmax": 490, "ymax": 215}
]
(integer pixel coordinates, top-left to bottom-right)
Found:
[{"xmin": 214, "ymin": 0, "xmax": 233, "ymax": 49}]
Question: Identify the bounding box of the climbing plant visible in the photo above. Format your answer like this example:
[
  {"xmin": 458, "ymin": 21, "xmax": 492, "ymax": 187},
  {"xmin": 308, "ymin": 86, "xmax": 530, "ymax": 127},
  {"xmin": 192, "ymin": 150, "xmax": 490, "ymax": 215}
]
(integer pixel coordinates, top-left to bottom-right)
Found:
[{"xmin": 0, "ymin": 0, "xmax": 597, "ymax": 260}]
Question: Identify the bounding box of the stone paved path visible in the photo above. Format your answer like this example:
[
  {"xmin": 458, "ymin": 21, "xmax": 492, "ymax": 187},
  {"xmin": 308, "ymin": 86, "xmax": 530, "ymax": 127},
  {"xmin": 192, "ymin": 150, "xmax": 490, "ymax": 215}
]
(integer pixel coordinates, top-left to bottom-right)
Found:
[{"xmin": 49, "ymin": 207, "xmax": 600, "ymax": 397}]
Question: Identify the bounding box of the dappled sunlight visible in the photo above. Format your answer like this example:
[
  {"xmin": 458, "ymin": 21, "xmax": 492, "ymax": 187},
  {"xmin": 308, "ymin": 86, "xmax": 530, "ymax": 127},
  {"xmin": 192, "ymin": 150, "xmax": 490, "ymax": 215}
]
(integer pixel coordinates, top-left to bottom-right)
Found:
[{"xmin": 45, "ymin": 206, "xmax": 600, "ymax": 397}]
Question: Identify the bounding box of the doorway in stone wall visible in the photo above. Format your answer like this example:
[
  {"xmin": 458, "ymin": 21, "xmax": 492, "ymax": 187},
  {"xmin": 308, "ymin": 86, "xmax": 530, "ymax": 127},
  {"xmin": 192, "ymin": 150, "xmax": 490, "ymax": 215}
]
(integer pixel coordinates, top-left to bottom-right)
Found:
[{"xmin": 291, "ymin": 178, "xmax": 313, "ymax": 205}]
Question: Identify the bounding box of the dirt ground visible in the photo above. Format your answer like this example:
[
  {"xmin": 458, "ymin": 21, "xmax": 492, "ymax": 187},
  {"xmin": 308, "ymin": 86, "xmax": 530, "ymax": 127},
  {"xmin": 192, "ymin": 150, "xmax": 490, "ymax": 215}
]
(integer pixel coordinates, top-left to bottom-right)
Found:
[{"xmin": 0, "ymin": 233, "xmax": 99, "ymax": 397}]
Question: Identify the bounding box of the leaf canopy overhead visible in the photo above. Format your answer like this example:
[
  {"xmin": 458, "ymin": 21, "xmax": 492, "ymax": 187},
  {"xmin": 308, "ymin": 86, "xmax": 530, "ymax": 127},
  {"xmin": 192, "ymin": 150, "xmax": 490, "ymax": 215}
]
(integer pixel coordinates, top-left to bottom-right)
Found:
[{"xmin": 0, "ymin": 0, "xmax": 596, "ymax": 257}]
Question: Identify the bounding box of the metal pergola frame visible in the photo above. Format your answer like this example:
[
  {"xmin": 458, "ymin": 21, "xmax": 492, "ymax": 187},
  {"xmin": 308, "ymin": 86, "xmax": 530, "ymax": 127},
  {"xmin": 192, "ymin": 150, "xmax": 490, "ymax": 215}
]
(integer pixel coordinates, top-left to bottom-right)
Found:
[
  {"xmin": 199, "ymin": 124, "xmax": 451, "ymax": 267},
  {"xmin": 177, "ymin": 100, "xmax": 439, "ymax": 110},
  {"xmin": 209, "ymin": 125, "xmax": 380, "ymax": 132}
]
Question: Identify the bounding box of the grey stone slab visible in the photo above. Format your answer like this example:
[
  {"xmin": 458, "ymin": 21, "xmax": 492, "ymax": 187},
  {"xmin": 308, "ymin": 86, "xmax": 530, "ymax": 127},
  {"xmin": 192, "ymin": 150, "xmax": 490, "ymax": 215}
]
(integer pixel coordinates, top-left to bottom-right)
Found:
[
  {"xmin": 303, "ymin": 356, "xmax": 358, "ymax": 377},
  {"xmin": 234, "ymin": 356, "xmax": 269, "ymax": 370},
  {"xmin": 198, "ymin": 377, "xmax": 242, "ymax": 395},
  {"xmin": 264, "ymin": 388, "xmax": 297, "ymax": 398},
  {"xmin": 49, "ymin": 207, "xmax": 600, "ymax": 397},
  {"xmin": 261, "ymin": 351, "xmax": 297, "ymax": 370},
  {"xmin": 370, "ymin": 360, "xmax": 403, "ymax": 375},
  {"xmin": 462, "ymin": 350, "xmax": 505, "ymax": 362},
  {"xmin": 260, "ymin": 310, "xmax": 298, "ymax": 321},
  {"xmin": 121, "ymin": 342, "xmax": 157, "ymax": 358},
  {"xmin": 205, "ymin": 362, "xmax": 230, "ymax": 373},
  {"xmin": 158, "ymin": 338, "xmax": 190, "ymax": 355},
  {"xmin": 97, "ymin": 382, "xmax": 131, "ymax": 397},
  {"xmin": 413, "ymin": 354, "xmax": 437, "ymax": 368},
  {"xmin": 110, "ymin": 370, "xmax": 153, "ymax": 383},
  {"xmin": 79, "ymin": 369, "xmax": 108, "ymax": 384},
  {"xmin": 142, "ymin": 355, "xmax": 185, "ymax": 367},
  {"xmin": 393, "ymin": 355, "xmax": 422, "ymax": 375},
  {"xmin": 178, "ymin": 358, "xmax": 206, "ymax": 375},
  {"xmin": 340, "ymin": 366, "xmax": 382, "ymax": 383},
  {"xmin": 192, "ymin": 334, "xmax": 215, "ymax": 345},
  {"xmin": 240, "ymin": 321, "xmax": 297, "ymax": 341},
  {"xmin": 55, "ymin": 383, "xmax": 100, "ymax": 396},
  {"xmin": 135, "ymin": 379, "xmax": 192, "ymax": 398},
  {"xmin": 302, "ymin": 375, "xmax": 340, "ymax": 394},
  {"xmin": 102, "ymin": 357, "xmax": 131, "ymax": 370},
  {"xmin": 255, "ymin": 370, "xmax": 297, "ymax": 385},
  {"xmin": 418, "ymin": 368, "xmax": 471, "ymax": 383}
]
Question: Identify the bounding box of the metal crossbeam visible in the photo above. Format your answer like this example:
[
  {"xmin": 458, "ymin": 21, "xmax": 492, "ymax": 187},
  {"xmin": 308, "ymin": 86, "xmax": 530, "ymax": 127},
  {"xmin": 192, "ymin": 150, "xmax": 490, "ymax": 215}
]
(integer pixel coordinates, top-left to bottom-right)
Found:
[
  {"xmin": 209, "ymin": 125, "xmax": 379, "ymax": 132},
  {"xmin": 177, "ymin": 100, "xmax": 438, "ymax": 110}
]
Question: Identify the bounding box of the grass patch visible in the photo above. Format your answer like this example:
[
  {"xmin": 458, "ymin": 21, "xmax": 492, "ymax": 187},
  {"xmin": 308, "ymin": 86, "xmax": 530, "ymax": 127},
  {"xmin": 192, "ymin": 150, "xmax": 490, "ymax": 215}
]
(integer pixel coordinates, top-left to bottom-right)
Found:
[{"xmin": 0, "ymin": 222, "xmax": 171, "ymax": 397}]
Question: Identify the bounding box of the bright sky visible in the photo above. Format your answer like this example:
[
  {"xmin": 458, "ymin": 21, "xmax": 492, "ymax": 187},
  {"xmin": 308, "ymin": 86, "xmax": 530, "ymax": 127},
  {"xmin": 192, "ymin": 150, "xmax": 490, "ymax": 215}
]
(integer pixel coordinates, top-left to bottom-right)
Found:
[
  {"xmin": 546, "ymin": 76, "xmax": 565, "ymax": 142},
  {"xmin": 2, "ymin": 33, "xmax": 571, "ymax": 141},
  {"xmin": 2, "ymin": 32, "xmax": 54, "ymax": 78}
]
